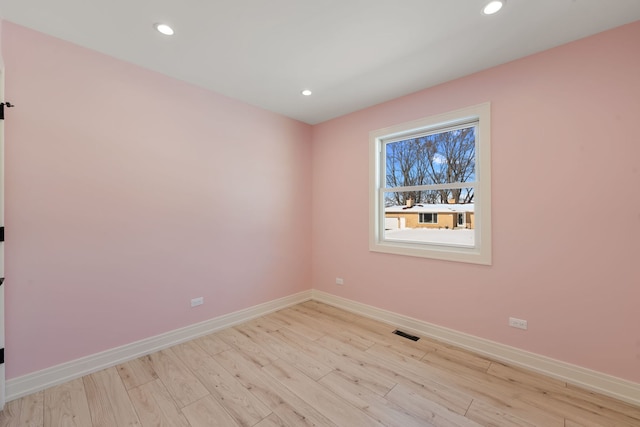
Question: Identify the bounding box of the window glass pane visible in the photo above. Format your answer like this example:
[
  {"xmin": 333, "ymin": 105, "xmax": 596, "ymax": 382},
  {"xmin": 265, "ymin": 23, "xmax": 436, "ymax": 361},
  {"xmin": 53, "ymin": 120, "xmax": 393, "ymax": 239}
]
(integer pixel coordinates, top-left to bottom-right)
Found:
[
  {"xmin": 384, "ymin": 189, "xmax": 475, "ymax": 247},
  {"xmin": 419, "ymin": 213, "xmax": 437, "ymax": 224},
  {"xmin": 385, "ymin": 125, "xmax": 476, "ymax": 189}
]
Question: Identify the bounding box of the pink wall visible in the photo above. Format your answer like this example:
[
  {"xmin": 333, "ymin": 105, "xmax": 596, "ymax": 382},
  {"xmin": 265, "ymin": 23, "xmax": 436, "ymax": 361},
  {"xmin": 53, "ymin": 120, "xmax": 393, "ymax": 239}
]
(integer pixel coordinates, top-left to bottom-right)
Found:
[
  {"xmin": 2, "ymin": 22, "xmax": 312, "ymax": 379},
  {"xmin": 312, "ymin": 21, "xmax": 640, "ymax": 383}
]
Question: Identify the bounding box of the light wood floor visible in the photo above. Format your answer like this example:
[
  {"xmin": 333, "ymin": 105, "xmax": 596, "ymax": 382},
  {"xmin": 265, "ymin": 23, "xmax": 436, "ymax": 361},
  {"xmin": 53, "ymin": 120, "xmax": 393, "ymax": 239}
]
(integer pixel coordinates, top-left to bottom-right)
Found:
[{"xmin": 1, "ymin": 301, "xmax": 639, "ymax": 426}]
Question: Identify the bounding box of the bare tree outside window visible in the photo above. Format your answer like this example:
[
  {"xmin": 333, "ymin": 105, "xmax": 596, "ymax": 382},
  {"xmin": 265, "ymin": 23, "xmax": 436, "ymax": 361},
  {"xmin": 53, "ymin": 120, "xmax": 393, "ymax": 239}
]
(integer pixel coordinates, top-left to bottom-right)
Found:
[{"xmin": 385, "ymin": 126, "xmax": 475, "ymax": 207}]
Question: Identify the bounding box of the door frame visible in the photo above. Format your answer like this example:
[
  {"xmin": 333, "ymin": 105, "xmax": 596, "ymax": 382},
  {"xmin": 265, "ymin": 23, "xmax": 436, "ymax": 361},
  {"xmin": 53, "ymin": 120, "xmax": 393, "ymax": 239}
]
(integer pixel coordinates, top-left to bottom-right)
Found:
[{"xmin": 0, "ymin": 64, "xmax": 6, "ymax": 409}]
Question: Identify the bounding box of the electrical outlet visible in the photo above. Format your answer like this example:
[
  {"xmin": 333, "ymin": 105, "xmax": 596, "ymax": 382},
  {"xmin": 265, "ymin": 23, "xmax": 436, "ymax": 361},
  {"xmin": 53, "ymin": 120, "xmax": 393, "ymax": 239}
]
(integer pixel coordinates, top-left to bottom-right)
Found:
[
  {"xmin": 509, "ymin": 317, "xmax": 528, "ymax": 330},
  {"xmin": 191, "ymin": 297, "xmax": 204, "ymax": 307},
  {"xmin": 336, "ymin": 277, "xmax": 344, "ymax": 285}
]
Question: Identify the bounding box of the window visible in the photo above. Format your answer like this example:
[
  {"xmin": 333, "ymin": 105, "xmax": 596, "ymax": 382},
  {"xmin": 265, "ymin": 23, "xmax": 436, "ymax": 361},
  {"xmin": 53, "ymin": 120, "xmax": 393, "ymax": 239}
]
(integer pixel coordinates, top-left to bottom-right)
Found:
[
  {"xmin": 369, "ymin": 103, "xmax": 491, "ymax": 264},
  {"xmin": 419, "ymin": 213, "xmax": 438, "ymax": 224}
]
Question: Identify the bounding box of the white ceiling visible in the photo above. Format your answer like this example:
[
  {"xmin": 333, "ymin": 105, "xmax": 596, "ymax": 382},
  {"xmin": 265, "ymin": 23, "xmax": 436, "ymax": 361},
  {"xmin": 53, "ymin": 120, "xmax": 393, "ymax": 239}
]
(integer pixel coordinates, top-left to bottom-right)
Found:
[{"xmin": 1, "ymin": 1, "xmax": 639, "ymax": 124}]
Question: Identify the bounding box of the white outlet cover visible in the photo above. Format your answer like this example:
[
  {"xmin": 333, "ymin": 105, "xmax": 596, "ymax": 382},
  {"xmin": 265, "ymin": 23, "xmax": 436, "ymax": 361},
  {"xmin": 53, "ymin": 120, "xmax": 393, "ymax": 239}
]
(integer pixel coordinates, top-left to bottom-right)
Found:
[{"xmin": 508, "ymin": 317, "xmax": 528, "ymax": 330}]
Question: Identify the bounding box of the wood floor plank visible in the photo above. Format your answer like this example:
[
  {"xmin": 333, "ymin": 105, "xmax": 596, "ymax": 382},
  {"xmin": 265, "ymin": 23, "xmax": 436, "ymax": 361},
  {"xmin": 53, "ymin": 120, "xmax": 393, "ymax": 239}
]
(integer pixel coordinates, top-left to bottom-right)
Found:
[
  {"xmin": 272, "ymin": 325, "xmax": 398, "ymax": 397},
  {"xmin": 194, "ymin": 332, "xmax": 232, "ymax": 356},
  {"xmin": 327, "ymin": 327, "xmax": 377, "ymax": 351},
  {"xmin": 287, "ymin": 304, "xmax": 354, "ymax": 336},
  {"xmin": 423, "ymin": 342, "xmax": 493, "ymax": 372},
  {"xmin": 263, "ymin": 358, "xmax": 384, "ymax": 426},
  {"xmin": 171, "ymin": 340, "xmax": 272, "ymax": 427},
  {"xmin": 318, "ymin": 371, "xmax": 430, "ymax": 427},
  {"xmin": 181, "ymin": 396, "xmax": 241, "ymax": 427},
  {"xmin": 344, "ymin": 316, "xmax": 431, "ymax": 359},
  {"xmin": 19, "ymin": 392, "xmax": 44, "ymax": 427},
  {"xmin": 419, "ymin": 345, "xmax": 494, "ymax": 382},
  {"xmin": 265, "ymin": 310, "xmax": 327, "ymax": 341},
  {"xmin": 214, "ymin": 349, "xmax": 338, "ymax": 427},
  {"xmin": 0, "ymin": 398, "xmax": 24, "ymax": 427},
  {"xmin": 234, "ymin": 322, "xmax": 334, "ymax": 381},
  {"xmin": 300, "ymin": 300, "xmax": 359, "ymax": 323},
  {"xmin": 128, "ymin": 379, "xmax": 190, "ymax": 427},
  {"xmin": 0, "ymin": 391, "xmax": 43, "ymax": 427},
  {"xmin": 314, "ymin": 333, "xmax": 473, "ymax": 413},
  {"xmin": 44, "ymin": 378, "xmax": 93, "ymax": 427},
  {"xmin": 421, "ymin": 357, "xmax": 567, "ymax": 426},
  {"xmin": 532, "ymin": 392, "xmax": 640, "ymax": 427},
  {"xmin": 487, "ymin": 361, "xmax": 567, "ymax": 392},
  {"xmin": 487, "ymin": 362, "xmax": 640, "ymax": 426},
  {"xmin": 254, "ymin": 412, "xmax": 286, "ymax": 427},
  {"xmin": 563, "ymin": 383, "xmax": 640, "ymax": 423},
  {"xmin": 465, "ymin": 399, "xmax": 537, "ymax": 427},
  {"xmin": 244, "ymin": 316, "xmax": 284, "ymax": 334},
  {"xmin": 216, "ymin": 326, "xmax": 280, "ymax": 367},
  {"xmin": 0, "ymin": 397, "xmax": 23, "ymax": 427},
  {"xmin": 148, "ymin": 348, "xmax": 209, "ymax": 408},
  {"xmin": 117, "ymin": 355, "xmax": 158, "ymax": 391},
  {"xmin": 84, "ymin": 367, "xmax": 141, "ymax": 427},
  {"xmin": 366, "ymin": 343, "xmax": 562, "ymax": 425},
  {"xmin": 289, "ymin": 304, "xmax": 379, "ymax": 351},
  {"xmin": 385, "ymin": 383, "xmax": 482, "ymax": 427},
  {"xmin": 300, "ymin": 304, "xmax": 394, "ymax": 354},
  {"xmin": 391, "ymin": 370, "xmax": 477, "ymax": 419},
  {"xmin": 452, "ymin": 362, "xmax": 636, "ymax": 427},
  {"xmin": 563, "ymin": 412, "xmax": 637, "ymax": 427}
]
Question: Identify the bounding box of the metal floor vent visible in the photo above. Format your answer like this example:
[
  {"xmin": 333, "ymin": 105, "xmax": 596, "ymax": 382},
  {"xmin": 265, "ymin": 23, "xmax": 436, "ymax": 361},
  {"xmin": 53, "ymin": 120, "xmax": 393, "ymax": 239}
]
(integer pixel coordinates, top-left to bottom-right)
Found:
[{"xmin": 393, "ymin": 330, "xmax": 420, "ymax": 341}]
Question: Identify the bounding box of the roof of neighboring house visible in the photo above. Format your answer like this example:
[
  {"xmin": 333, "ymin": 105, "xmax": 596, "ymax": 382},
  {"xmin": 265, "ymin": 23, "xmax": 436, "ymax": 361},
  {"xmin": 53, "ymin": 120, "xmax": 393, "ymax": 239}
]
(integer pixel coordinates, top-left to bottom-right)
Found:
[{"xmin": 385, "ymin": 204, "xmax": 474, "ymax": 214}]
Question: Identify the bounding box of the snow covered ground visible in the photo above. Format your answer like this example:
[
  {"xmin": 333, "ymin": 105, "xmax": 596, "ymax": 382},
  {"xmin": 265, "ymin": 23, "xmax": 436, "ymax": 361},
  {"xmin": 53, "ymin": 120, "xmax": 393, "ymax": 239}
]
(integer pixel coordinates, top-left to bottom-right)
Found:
[{"xmin": 384, "ymin": 228, "xmax": 474, "ymax": 246}]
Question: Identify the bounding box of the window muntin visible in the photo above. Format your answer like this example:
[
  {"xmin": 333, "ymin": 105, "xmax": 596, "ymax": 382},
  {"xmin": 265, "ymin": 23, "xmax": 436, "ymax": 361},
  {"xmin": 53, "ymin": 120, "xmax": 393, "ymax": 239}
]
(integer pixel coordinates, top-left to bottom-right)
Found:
[{"xmin": 369, "ymin": 103, "xmax": 491, "ymax": 264}]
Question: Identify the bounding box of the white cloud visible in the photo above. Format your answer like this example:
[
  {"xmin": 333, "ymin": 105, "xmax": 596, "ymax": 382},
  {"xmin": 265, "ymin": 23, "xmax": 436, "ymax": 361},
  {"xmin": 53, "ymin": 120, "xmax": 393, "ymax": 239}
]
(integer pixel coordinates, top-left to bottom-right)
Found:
[{"xmin": 433, "ymin": 153, "xmax": 447, "ymax": 164}]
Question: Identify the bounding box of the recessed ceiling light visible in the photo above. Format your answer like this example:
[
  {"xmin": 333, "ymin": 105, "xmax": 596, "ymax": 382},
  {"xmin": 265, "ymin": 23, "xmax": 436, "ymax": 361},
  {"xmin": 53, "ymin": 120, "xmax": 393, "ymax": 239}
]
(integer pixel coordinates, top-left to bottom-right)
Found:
[
  {"xmin": 155, "ymin": 23, "xmax": 174, "ymax": 36},
  {"xmin": 301, "ymin": 89, "xmax": 313, "ymax": 96},
  {"xmin": 483, "ymin": 0, "xmax": 505, "ymax": 15}
]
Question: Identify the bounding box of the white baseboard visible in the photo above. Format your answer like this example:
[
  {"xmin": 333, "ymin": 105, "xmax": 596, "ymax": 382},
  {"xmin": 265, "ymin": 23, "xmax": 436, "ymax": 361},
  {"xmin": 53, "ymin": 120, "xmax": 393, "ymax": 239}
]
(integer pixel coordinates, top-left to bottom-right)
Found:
[
  {"xmin": 311, "ymin": 290, "xmax": 640, "ymax": 407},
  {"xmin": 6, "ymin": 290, "xmax": 312, "ymax": 401}
]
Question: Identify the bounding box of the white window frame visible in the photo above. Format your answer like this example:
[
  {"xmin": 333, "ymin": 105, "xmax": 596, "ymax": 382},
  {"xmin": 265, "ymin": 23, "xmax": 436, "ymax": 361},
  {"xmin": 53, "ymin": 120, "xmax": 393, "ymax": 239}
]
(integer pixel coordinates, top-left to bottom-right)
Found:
[
  {"xmin": 419, "ymin": 213, "xmax": 438, "ymax": 224},
  {"xmin": 369, "ymin": 102, "xmax": 492, "ymax": 265}
]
